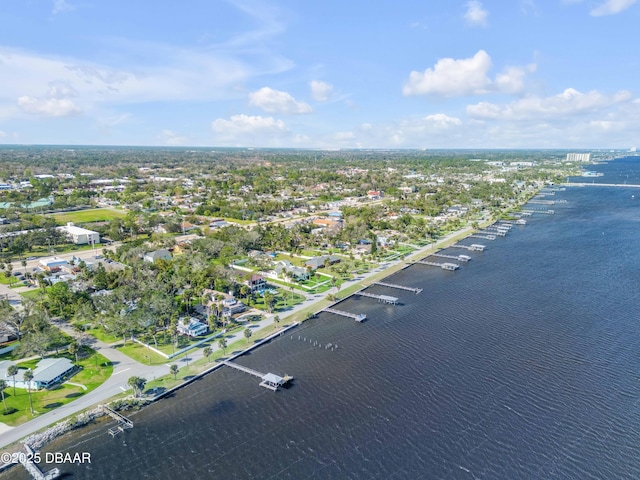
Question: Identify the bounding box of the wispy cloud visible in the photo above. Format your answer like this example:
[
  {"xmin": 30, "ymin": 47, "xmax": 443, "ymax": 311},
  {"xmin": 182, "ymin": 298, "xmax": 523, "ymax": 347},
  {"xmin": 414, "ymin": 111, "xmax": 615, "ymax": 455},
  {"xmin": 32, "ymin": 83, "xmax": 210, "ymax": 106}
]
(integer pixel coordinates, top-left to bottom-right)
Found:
[
  {"xmin": 590, "ymin": 0, "xmax": 637, "ymax": 16},
  {"xmin": 464, "ymin": 0, "xmax": 489, "ymax": 27},
  {"xmin": 52, "ymin": 0, "xmax": 74, "ymax": 15},
  {"xmin": 310, "ymin": 80, "xmax": 333, "ymax": 102}
]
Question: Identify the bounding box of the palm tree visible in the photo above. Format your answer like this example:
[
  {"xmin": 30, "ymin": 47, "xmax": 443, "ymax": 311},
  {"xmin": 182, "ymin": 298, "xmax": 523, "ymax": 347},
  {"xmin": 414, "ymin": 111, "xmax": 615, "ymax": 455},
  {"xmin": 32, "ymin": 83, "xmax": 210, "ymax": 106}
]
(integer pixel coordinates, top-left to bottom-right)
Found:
[
  {"xmin": 7, "ymin": 365, "xmax": 18, "ymax": 396},
  {"xmin": 274, "ymin": 315, "xmax": 281, "ymax": 330},
  {"xmin": 68, "ymin": 341, "xmax": 80, "ymax": 365},
  {"xmin": 0, "ymin": 379, "xmax": 7, "ymax": 413},
  {"xmin": 203, "ymin": 346, "xmax": 212, "ymax": 363},
  {"xmin": 244, "ymin": 328, "xmax": 252, "ymax": 340},
  {"xmin": 127, "ymin": 376, "xmax": 147, "ymax": 398},
  {"xmin": 23, "ymin": 370, "xmax": 34, "ymax": 415},
  {"xmin": 170, "ymin": 364, "xmax": 179, "ymax": 380},
  {"xmin": 218, "ymin": 337, "xmax": 227, "ymax": 355}
]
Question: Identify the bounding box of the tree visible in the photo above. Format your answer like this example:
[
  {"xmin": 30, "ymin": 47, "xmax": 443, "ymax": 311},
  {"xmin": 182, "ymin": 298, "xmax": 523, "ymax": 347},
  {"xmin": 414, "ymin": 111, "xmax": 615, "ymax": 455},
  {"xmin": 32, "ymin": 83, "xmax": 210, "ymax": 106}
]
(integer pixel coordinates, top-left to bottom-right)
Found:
[
  {"xmin": 218, "ymin": 337, "xmax": 227, "ymax": 355},
  {"xmin": 68, "ymin": 341, "xmax": 80, "ymax": 365},
  {"xmin": 274, "ymin": 315, "xmax": 281, "ymax": 330},
  {"xmin": 170, "ymin": 364, "xmax": 179, "ymax": 380},
  {"xmin": 127, "ymin": 376, "xmax": 147, "ymax": 397},
  {"xmin": 244, "ymin": 328, "xmax": 252, "ymax": 340},
  {"xmin": 0, "ymin": 379, "xmax": 7, "ymax": 413},
  {"xmin": 24, "ymin": 370, "xmax": 34, "ymax": 415},
  {"xmin": 203, "ymin": 346, "xmax": 212, "ymax": 363},
  {"xmin": 7, "ymin": 365, "xmax": 18, "ymax": 396}
]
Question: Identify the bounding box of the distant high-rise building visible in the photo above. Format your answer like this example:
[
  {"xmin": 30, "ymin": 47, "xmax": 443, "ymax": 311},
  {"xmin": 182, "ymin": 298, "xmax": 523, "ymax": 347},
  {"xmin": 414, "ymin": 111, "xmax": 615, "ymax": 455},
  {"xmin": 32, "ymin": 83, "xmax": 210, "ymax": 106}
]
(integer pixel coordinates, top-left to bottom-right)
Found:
[{"xmin": 566, "ymin": 153, "xmax": 591, "ymax": 162}]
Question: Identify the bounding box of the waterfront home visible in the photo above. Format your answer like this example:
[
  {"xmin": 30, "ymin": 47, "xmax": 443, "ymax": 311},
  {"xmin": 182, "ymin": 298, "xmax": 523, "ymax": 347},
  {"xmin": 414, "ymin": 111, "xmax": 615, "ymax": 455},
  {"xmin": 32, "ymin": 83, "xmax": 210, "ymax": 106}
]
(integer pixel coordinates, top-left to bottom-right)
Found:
[
  {"xmin": 177, "ymin": 317, "xmax": 208, "ymax": 337},
  {"xmin": 273, "ymin": 260, "xmax": 309, "ymax": 281},
  {"xmin": 222, "ymin": 297, "xmax": 246, "ymax": 317},
  {"xmin": 3, "ymin": 358, "xmax": 76, "ymax": 390}
]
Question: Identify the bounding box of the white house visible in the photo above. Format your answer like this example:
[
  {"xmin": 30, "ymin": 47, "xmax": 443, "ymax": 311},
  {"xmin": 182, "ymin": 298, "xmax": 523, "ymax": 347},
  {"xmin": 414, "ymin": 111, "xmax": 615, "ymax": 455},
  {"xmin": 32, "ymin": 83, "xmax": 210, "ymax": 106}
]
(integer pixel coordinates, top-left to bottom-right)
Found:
[
  {"xmin": 59, "ymin": 222, "xmax": 100, "ymax": 245},
  {"xmin": 177, "ymin": 317, "xmax": 208, "ymax": 337}
]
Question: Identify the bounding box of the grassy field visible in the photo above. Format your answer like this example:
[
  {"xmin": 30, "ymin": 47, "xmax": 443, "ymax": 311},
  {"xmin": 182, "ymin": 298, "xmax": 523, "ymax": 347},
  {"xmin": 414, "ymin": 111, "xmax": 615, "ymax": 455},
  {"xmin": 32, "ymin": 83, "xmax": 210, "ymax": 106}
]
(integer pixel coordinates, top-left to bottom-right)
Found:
[
  {"xmin": 49, "ymin": 208, "xmax": 127, "ymax": 224},
  {"xmin": 0, "ymin": 349, "xmax": 112, "ymax": 426}
]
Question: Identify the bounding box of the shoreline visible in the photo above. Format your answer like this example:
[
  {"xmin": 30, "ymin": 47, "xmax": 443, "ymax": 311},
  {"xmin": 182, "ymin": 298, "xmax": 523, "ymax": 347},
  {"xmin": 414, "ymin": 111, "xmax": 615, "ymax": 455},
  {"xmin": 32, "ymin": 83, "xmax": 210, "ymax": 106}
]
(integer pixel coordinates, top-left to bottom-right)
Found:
[{"xmin": 0, "ymin": 217, "xmax": 505, "ymax": 463}]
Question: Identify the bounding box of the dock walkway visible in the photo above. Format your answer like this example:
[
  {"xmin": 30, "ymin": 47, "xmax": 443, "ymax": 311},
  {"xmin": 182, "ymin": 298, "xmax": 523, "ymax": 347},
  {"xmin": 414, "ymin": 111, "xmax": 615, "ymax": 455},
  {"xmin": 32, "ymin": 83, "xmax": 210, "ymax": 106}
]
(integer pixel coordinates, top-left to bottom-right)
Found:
[
  {"xmin": 415, "ymin": 260, "xmax": 459, "ymax": 270},
  {"xmin": 19, "ymin": 445, "xmax": 60, "ymax": 480},
  {"xmin": 102, "ymin": 404, "xmax": 134, "ymax": 437},
  {"xmin": 355, "ymin": 292, "xmax": 398, "ymax": 304},
  {"xmin": 431, "ymin": 253, "xmax": 471, "ymax": 262},
  {"xmin": 322, "ymin": 307, "xmax": 367, "ymax": 322},
  {"xmin": 373, "ymin": 282, "xmax": 422, "ymax": 294},
  {"xmin": 220, "ymin": 360, "xmax": 293, "ymax": 391}
]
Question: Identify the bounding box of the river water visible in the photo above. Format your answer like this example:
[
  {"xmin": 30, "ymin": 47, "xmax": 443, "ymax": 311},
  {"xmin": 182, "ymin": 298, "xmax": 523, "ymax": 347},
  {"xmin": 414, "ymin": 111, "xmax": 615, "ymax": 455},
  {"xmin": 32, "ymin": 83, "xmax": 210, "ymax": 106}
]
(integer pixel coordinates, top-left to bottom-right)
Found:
[{"xmin": 4, "ymin": 157, "xmax": 640, "ymax": 479}]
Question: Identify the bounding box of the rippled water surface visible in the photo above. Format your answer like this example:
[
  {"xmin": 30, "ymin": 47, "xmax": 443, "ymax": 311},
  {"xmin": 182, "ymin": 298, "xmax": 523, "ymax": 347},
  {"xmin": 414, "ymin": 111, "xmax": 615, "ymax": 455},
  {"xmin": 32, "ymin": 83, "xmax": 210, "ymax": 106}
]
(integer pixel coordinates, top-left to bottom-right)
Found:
[{"xmin": 4, "ymin": 158, "xmax": 640, "ymax": 479}]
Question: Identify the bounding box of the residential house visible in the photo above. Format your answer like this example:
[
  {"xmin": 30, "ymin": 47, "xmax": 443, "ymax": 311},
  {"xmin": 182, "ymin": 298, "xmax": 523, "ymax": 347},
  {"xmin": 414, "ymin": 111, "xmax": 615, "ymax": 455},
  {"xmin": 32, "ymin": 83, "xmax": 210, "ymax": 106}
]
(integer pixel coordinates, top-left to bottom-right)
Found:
[
  {"xmin": 2, "ymin": 358, "xmax": 76, "ymax": 390},
  {"xmin": 222, "ymin": 297, "xmax": 246, "ymax": 317},
  {"xmin": 177, "ymin": 317, "xmax": 208, "ymax": 337},
  {"xmin": 305, "ymin": 255, "xmax": 342, "ymax": 270},
  {"xmin": 273, "ymin": 260, "xmax": 309, "ymax": 281},
  {"xmin": 143, "ymin": 249, "xmax": 172, "ymax": 263},
  {"xmin": 243, "ymin": 274, "xmax": 267, "ymax": 293}
]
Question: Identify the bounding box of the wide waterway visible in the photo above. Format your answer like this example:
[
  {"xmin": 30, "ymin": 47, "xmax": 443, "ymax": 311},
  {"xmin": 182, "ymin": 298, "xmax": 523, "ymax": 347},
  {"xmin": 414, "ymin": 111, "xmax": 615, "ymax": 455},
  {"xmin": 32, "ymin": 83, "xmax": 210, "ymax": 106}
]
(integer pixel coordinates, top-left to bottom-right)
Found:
[{"xmin": 4, "ymin": 157, "xmax": 640, "ymax": 479}]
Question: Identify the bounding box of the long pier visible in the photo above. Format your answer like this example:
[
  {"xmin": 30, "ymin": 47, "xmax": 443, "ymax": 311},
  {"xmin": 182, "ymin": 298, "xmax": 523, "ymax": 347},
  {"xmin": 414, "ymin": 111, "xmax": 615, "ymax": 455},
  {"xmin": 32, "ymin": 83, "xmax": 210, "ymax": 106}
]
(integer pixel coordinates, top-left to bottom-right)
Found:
[
  {"xmin": 469, "ymin": 234, "xmax": 496, "ymax": 240},
  {"xmin": 19, "ymin": 445, "xmax": 60, "ymax": 480},
  {"xmin": 220, "ymin": 360, "xmax": 293, "ymax": 391},
  {"xmin": 322, "ymin": 307, "xmax": 367, "ymax": 322},
  {"xmin": 415, "ymin": 260, "xmax": 459, "ymax": 270},
  {"xmin": 355, "ymin": 292, "xmax": 398, "ymax": 304},
  {"xmin": 373, "ymin": 281, "xmax": 422, "ymax": 293},
  {"xmin": 451, "ymin": 244, "xmax": 486, "ymax": 251},
  {"xmin": 431, "ymin": 253, "xmax": 471, "ymax": 262},
  {"xmin": 563, "ymin": 182, "xmax": 640, "ymax": 188}
]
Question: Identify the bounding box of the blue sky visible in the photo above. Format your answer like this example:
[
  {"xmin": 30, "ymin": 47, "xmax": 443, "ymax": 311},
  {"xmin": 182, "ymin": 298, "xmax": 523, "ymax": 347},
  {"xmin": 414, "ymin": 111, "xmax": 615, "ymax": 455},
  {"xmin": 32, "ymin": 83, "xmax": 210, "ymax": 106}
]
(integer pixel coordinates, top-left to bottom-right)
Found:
[{"xmin": 1, "ymin": 0, "xmax": 639, "ymax": 148}]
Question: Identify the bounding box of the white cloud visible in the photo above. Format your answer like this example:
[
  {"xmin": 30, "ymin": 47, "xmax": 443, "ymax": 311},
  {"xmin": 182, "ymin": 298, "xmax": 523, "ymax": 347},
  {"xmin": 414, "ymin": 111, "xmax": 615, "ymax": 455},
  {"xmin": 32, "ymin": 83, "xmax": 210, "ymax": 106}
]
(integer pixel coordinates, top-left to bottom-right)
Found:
[
  {"xmin": 159, "ymin": 130, "xmax": 189, "ymax": 146},
  {"xmin": 334, "ymin": 131, "xmax": 355, "ymax": 141},
  {"xmin": 403, "ymin": 50, "xmax": 534, "ymax": 97},
  {"xmin": 464, "ymin": 1, "xmax": 489, "ymax": 27},
  {"xmin": 248, "ymin": 87, "xmax": 312, "ymax": 114},
  {"xmin": 467, "ymin": 88, "xmax": 633, "ymax": 120},
  {"xmin": 17, "ymin": 96, "xmax": 81, "ymax": 117},
  {"xmin": 310, "ymin": 80, "xmax": 333, "ymax": 102},
  {"xmin": 52, "ymin": 0, "xmax": 74, "ymax": 15},
  {"xmin": 590, "ymin": 0, "xmax": 637, "ymax": 16},
  {"xmin": 424, "ymin": 113, "xmax": 463, "ymax": 128},
  {"xmin": 212, "ymin": 114, "xmax": 288, "ymax": 136}
]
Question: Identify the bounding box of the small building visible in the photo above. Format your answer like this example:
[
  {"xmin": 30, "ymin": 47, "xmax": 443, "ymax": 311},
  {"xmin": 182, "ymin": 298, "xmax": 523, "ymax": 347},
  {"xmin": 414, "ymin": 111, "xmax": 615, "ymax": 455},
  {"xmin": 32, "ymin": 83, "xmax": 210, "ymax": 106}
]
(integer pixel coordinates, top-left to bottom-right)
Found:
[
  {"xmin": 177, "ymin": 317, "xmax": 208, "ymax": 337},
  {"xmin": 305, "ymin": 255, "xmax": 342, "ymax": 270},
  {"xmin": 143, "ymin": 249, "xmax": 172, "ymax": 263},
  {"xmin": 39, "ymin": 257, "xmax": 69, "ymax": 273},
  {"xmin": 274, "ymin": 260, "xmax": 309, "ymax": 280},
  {"xmin": 60, "ymin": 222, "xmax": 101, "ymax": 245}
]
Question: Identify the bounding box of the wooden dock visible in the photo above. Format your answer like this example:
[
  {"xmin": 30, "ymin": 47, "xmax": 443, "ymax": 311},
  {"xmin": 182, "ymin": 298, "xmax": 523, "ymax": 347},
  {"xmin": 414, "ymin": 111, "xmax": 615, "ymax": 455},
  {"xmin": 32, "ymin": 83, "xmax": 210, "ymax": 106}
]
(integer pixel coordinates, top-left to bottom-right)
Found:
[
  {"xmin": 431, "ymin": 253, "xmax": 471, "ymax": 262},
  {"xmin": 19, "ymin": 445, "xmax": 60, "ymax": 480},
  {"xmin": 451, "ymin": 244, "xmax": 486, "ymax": 251},
  {"xmin": 469, "ymin": 234, "xmax": 496, "ymax": 240},
  {"xmin": 220, "ymin": 360, "xmax": 293, "ymax": 391},
  {"xmin": 102, "ymin": 404, "xmax": 134, "ymax": 436},
  {"xmin": 355, "ymin": 291, "xmax": 398, "ymax": 304},
  {"xmin": 373, "ymin": 281, "xmax": 422, "ymax": 293},
  {"xmin": 415, "ymin": 260, "xmax": 459, "ymax": 270},
  {"xmin": 322, "ymin": 307, "xmax": 367, "ymax": 322}
]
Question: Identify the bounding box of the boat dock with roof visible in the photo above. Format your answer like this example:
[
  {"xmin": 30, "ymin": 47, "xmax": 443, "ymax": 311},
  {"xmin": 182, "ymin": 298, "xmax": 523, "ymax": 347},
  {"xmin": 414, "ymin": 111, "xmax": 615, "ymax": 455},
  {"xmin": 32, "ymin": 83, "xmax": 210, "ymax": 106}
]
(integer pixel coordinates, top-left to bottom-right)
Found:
[{"xmin": 220, "ymin": 360, "xmax": 293, "ymax": 391}]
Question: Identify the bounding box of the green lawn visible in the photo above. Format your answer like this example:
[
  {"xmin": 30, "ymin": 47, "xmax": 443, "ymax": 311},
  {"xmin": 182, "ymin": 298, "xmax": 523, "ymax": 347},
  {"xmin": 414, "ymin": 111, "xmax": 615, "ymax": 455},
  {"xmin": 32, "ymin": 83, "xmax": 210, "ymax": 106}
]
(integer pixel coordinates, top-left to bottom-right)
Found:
[
  {"xmin": 49, "ymin": 208, "xmax": 127, "ymax": 224},
  {"xmin": 0, "ymin": 349, "xmax": 112, "ymax": 426},
  {"xmin": 116, "ymin": 342, "xmax": 169, "ymax": 366}
]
